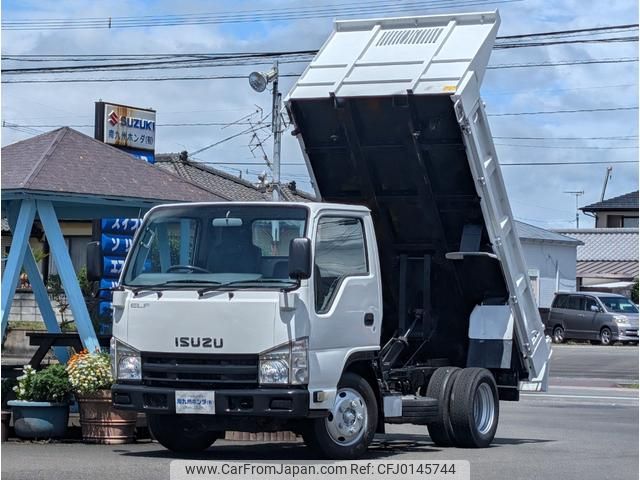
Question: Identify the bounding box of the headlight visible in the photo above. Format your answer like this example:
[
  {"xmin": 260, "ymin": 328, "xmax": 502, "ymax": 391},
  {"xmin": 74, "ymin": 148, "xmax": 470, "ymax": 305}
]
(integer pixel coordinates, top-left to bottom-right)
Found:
[
  {"xmin": 614, "ymin": 316, "xmax": 630, "ymax": 324},
  {"xmin": 259, "ymin": 338, "xmax": 308, "ymax": 385},
  {"xmin": 111, "ymin": 339, "xmax": 141, "ymax": 380}
]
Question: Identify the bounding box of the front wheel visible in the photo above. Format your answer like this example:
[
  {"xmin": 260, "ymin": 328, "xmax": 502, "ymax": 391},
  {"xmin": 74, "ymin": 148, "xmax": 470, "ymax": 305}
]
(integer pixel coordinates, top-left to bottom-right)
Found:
[
  {"xmin": 449, "ymin": 368, "xmax": 499, "ymax": 448},
  {"xmin": 303, "ymin": 372, "xmax": 377, "ymax": 459},
  {"xmin": 600, "ymin": 327, "xmax": 613, "ymax": 346},
  {"xmin": 148, "ymin": 414, "xmax": 220, "ymax": 453}
]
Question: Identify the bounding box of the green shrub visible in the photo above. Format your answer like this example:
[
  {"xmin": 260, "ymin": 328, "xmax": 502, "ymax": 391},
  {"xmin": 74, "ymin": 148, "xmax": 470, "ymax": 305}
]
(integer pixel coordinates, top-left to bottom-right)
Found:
[{"xmin": 13, "ymin": 364, "xmax": 72, "ymax": 403}]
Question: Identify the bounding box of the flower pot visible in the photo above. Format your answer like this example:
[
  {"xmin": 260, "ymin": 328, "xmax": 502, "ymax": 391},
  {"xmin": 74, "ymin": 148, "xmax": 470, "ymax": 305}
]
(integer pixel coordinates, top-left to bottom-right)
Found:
[
  {"xmin": 7, "ymin": 400, "xmax": 68, "ymax": 439},
  {"xmin": 77, "ymin": 390, "xmax": 137, "ymax": 444},
  {"xmin": 1, "ymin": 410, "xmax": 11, "ymax": 441}
]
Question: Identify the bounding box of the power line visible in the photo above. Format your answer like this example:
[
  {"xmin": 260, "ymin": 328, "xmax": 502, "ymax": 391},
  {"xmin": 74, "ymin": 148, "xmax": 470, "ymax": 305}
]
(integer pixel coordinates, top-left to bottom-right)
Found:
[
  {"xmin": 486, "ymin": 57, "xmax": 638, "ymax": 69},
  {"xmin": 1, "ymin": 73, "xmax": 303, "ymax": 84},
  {"xmin": 501, "ymin": 160, "xmax": 638, "ymax": 166},
  {"xmin": 495, "ymin": 143, "xmax": 638, "ymax": 150},
  {"xmin": 488, "ymin": 106, "xmax": 639, "ymax": 116},
  {"xmin": 5, "ymin": 54, "xmax": 636, "ymax": 76},
  {"xmin": 494, "ymin": 135, "xmax": 638, "ymax": 140},
  {"xmin": 1, "ymin": 0, "xmax": 521, "ymax": 30}
]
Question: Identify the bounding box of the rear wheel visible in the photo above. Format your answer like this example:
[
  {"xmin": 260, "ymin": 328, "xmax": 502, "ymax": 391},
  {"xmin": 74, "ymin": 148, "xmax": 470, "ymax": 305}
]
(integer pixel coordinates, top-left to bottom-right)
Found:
[
  {"xmin": 552, "ymin": 326, "xmax": 565, "ymax": 344},
  {"xmin": 426, "ymin": 367, "xmax": 460, "ymax": 447},
  {"xmin": 449, "ymin": 368, "xmax": 499, "ymax": 448},
  {"xmin": 600, "ymin": 327, "xmax": 613, "ymax": 346},
  {"xmin": 303, "ymin": 372, "xmax": 377, "ymax": 459},
  {"xmin": 147, "ymin": 414, "xmax": 221, "ymax": 453}
]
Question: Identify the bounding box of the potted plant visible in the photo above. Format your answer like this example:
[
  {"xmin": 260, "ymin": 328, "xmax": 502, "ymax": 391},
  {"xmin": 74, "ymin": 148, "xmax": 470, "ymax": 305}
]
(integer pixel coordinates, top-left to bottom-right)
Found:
[
  {"xmin": 7, "ymin": 364, "xmax": 71, "ymax": 439},
  {"xmin": 67, "ymin": 350, "xmax": 136, "ymax": 444}
]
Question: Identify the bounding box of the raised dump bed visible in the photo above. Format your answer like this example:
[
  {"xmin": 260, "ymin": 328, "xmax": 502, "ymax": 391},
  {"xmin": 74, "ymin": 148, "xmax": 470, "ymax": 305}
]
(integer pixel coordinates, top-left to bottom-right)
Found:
[{"xmin": 286, "ymin": 11, "xmax": 550, "ymax": 383}]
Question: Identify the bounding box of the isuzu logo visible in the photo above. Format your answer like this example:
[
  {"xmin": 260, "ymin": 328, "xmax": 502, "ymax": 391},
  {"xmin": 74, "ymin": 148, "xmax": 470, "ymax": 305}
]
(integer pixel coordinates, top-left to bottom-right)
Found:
[{"xmin": 174, "ymin": 337, "xmax": 223, "ymax": 348}]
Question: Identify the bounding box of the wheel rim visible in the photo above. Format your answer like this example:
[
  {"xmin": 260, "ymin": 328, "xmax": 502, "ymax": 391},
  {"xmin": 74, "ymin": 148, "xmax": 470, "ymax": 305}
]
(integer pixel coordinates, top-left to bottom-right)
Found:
[
  {"xmin": 325, "ymin": 387, "xmax": 367, "ymax": 446},
  {"xmin": 473, "ymin": 382, "xmax": 495, "ymax": 436},
  {"xmin": 601, "ymin": 329, "xmax": 611, "ymax": 344},
  {"xmin": 553, "ymin": 327, "xmax": 564, "ymax": 343}
]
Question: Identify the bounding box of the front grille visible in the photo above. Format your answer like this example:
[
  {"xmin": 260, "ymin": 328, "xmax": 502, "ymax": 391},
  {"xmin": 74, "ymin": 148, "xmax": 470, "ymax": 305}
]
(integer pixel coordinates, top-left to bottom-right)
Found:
[
  {"xmin": 141, "ymin": 352, "xmax": 259, "ymax": 389},
  {"xmin": 623, "ymin": 329, "xmax": 638, "ymax": 337}
]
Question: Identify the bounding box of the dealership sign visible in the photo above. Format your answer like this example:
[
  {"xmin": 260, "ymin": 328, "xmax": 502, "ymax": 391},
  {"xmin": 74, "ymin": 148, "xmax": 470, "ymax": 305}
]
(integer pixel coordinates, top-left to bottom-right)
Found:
[{"xmin": 95, "ymin": 101, "xmax": 156, "ymax": 157}]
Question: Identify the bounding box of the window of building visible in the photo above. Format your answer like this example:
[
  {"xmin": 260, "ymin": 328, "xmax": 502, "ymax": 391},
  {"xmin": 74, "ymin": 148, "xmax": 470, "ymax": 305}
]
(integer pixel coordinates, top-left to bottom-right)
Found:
[{"xmin": 314, "ymin": 217, "xmax": 368, "ymax": 313}]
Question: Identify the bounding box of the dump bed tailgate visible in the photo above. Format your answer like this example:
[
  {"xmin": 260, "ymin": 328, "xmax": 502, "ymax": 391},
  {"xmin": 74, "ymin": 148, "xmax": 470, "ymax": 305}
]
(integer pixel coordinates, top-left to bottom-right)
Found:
[{"xmin": 285, "ymin": 11, "xmax": 550, "ymax": 381}]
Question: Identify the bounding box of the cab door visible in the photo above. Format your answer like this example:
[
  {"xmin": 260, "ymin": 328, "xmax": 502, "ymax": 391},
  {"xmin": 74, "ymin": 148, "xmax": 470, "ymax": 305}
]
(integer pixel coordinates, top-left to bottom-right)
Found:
[{"xmin": 584, "ymin": 296, "xmax": 604, "ymax": 340}]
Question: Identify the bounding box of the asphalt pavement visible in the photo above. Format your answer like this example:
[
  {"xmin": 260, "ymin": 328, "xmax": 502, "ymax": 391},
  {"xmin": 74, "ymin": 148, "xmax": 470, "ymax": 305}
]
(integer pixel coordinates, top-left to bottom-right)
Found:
[
  {"xmin": 549, "ymin": 344, "xmax": 638, "ymax": 383},
  {"xmin": 2, "ymin": 345, "xmax": 638, "ymax": 480}
]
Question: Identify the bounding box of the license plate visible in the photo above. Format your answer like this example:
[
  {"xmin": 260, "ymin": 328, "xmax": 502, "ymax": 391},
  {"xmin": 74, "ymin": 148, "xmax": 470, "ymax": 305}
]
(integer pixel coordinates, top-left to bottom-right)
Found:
[{"xmin": 175, "ymin": 391, "xmax": 215, "ymax": 414}]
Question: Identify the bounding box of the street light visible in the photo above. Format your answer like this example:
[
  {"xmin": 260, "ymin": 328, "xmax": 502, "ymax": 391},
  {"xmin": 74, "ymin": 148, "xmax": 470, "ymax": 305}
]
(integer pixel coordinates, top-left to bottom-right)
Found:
[{"xmin": 248, "ymin": 63, "xmax": 282, "ymax": 201}]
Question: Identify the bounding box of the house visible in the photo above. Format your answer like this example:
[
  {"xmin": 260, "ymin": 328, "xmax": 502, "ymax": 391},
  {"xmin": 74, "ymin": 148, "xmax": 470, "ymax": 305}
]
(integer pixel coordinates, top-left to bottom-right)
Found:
[
  {"xmin": 154, "ymin": 153, "xmax": 316, "ymax": 202},
  {"xmin": 515, "ymin": 221, "xmax": 582, "ymax": 311},
  {"xmin": 581, "ymin": 191, "xmax": 639, "ymax": 228},
  {"xmin": 552, "ymin": 227, "xmax": 639, "ymax": 296}
]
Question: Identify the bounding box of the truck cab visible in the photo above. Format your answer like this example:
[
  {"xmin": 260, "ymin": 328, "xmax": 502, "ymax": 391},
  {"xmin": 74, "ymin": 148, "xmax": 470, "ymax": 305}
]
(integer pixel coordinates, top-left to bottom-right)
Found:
[{"xmin": 107, "ymin": 202, "xmax": 385, "ymax": 456}]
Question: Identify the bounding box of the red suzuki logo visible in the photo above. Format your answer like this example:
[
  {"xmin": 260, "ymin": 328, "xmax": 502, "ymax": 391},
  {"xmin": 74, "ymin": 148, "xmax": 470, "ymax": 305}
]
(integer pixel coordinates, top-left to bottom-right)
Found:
[{"xmin": 108, "ymin": 110, "xmax": 119, "ymax": 126}]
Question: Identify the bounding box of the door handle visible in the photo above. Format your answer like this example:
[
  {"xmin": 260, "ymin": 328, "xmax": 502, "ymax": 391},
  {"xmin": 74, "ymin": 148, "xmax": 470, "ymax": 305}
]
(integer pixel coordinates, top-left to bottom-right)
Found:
[{"xmin": 364, "ymin": 313, "xmax": 374, "ymax": 326}]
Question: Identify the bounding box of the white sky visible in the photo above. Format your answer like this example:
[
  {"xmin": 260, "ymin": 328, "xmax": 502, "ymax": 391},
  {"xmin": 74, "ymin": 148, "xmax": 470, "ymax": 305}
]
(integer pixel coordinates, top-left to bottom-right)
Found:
[{"xmin": 1, "ymin": 0, "xmax": 638, "ymax": 229}]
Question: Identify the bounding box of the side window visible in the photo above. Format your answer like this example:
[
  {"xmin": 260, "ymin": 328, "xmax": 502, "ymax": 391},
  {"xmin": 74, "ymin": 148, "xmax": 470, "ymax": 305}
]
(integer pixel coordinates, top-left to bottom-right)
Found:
[
  {"xmin": 584, "ymin": 297, "xmax": 598, "ymax": 312},
  {"xmin": 553, "ymin": 295, "xmax": 567, "ymax": 309},
  {"xmin": 314, "ymin": 217, "xmax": 368, "ymax": 314},
  {"xmin": 567, "ymin": 296, "xmax": 583, "ymax": 310}
]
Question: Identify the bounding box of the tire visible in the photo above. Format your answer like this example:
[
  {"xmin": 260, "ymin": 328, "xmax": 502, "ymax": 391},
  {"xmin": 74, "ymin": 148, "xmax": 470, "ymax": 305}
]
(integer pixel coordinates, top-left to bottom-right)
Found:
[
  {"xmin": 426, "ymin": 367, "xmax": 461, "ymax": 447},
  {"xmin": 303, "ymin": 372, "xmax": 377, "ymax": 459},
  {"xmin": 600, "ymin": 327, "xmax": 613, "ymax": 346},
  {"xmin": 552, "ymin": 326, "xmax": 565, "ymax": 344},
  {"xmin": 449, "ymin": 368, "xmax": 499, "ymax": 448},
  {"xmin": 147, "ymin": 414, "xmax": 220, "ymax": 453}
]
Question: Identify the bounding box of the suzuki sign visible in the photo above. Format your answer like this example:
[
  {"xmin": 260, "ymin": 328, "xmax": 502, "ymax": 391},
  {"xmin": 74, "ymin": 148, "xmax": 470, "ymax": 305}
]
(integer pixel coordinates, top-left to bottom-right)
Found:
[{"xmin": 95, "ymin": 101, "xmax": 156, "ymax": 154}]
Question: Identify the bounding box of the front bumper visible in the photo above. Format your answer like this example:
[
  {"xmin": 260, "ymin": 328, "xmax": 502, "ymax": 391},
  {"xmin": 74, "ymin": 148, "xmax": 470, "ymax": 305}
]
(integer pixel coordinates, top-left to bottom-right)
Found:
[
  {"xmin": 614, "ymin": 328, "xmax": 639, "ymax": 342},
  {"xmin": 111, "ymin": 384, "xmax": 319, "ymax": 417}
]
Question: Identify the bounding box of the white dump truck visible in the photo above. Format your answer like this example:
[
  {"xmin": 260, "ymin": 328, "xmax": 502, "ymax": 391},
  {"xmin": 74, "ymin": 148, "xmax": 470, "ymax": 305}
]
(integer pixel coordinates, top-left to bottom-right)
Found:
[{"xmin": 89, "ymin": 10, "xmax": 551, "ymax": 459}]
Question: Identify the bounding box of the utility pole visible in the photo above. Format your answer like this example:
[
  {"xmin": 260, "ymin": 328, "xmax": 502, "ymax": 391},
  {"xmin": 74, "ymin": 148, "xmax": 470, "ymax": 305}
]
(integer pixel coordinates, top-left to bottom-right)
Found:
[
  {"xmin": 600, "ymin": 166, "xmax": 613, "ymax": 201},
  {"xmin": 270, "ymin": 61, "xmax": 282, "ymax": 201},
  {"xmin": 564, "ymin": 190, "xmax": 584, "ymax": 228},
  {"xmin": 248, "ymin": 62, "xmax": 281, "ymax": 201}
]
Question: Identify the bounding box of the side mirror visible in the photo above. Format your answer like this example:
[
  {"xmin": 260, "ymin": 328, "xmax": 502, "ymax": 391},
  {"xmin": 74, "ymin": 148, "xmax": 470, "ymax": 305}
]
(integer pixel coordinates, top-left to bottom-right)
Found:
[
  {"xmin": 288, "ymin": 237, "xmax": 312, "ymax": 280},
  {"xmin": 590, "ymin": 305, "xmax": 600, "ymax": 313},
  {"xmin": 86, "ymin": 241, "xmax": 103, "ymax": 281}
]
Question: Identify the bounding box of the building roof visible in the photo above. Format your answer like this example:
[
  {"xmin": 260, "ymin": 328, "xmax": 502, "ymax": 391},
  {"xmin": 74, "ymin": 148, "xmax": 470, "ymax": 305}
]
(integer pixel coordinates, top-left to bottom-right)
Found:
[
  {"xmin": 576, "ymin": 261, "xmax": 638, "ymax": 279},
  {"xmin": 515, "ymin": 221, "xmax": 582, "ymax": 246},
  {"xmin": 581, "ymin": 191, "xmax": 639, "ymax": 212},
  {"xmin": 553, "ymin": 228, "xmax": 639, "ymax": 261},
  {"xmin": 1, "ymin": 127, "xmax": 223, "ymax": 204},
  {"xmin": 155, "ymin": 153, "xmax": 316, "ymax": 203}
]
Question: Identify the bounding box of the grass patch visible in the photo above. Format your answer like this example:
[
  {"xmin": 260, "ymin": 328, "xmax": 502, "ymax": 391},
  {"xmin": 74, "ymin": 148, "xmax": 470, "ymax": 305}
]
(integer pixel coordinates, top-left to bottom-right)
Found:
[{"xmin": 619, "ymin": 383, "xmax": 639, "ymax": 389}]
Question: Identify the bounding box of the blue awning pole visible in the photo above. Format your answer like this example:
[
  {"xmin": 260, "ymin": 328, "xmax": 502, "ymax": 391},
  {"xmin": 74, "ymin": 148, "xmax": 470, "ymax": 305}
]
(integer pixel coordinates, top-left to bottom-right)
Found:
[
  {"xmin": 5, "ymin": 208, "xmax": 69, "ymax": 363},
  {"xmin": 37, "ymin": 200, "xmax": 100, "ymax": 352},
  {"xmin": 1, "ymin": 200, "xmax": 36, "ymax": 341}
]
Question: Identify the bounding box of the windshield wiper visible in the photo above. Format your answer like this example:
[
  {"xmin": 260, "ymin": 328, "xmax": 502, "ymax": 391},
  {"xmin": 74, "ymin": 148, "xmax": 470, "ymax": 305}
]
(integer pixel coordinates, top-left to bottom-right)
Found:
[
  {"xmin": 129, "ymin": 280, "xmax": 222, "ymax": 297},
  {"xmin": 197, "ymin": 279, "xmax": 298, "ymax": 298}
]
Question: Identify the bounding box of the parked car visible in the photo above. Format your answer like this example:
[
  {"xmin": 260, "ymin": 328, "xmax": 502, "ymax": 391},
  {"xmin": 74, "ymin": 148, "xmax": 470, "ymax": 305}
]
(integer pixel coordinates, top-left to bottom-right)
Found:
[{"xmin": 547, "ymin": 292, "xmax": 639, "ymax": 345}]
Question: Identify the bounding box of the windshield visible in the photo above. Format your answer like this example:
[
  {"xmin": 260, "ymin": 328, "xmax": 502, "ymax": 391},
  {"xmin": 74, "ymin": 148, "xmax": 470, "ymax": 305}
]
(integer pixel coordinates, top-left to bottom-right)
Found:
[
  {"xmin": 599, "ymin": 296, "xmax": 638, "ymax": 314},
  {"xmin": 123, "ymin": 205, "xmax": 308, "ymax": 288}
]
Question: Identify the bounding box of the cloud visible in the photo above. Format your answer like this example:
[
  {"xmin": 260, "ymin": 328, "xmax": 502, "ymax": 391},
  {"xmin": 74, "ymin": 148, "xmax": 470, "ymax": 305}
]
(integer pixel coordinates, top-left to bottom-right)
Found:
[{"xmin": 1, "ymin": 0, "xmax": 638, "ymax": 228}]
